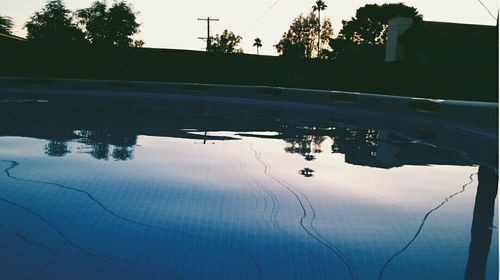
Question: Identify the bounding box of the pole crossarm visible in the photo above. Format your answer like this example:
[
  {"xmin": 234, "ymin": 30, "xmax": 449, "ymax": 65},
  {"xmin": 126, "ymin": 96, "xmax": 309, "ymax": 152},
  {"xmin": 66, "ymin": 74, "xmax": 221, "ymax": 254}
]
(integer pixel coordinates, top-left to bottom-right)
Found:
[{"xmin": 198, "ymin": 17, "xmax": 219, "ymax": 52}]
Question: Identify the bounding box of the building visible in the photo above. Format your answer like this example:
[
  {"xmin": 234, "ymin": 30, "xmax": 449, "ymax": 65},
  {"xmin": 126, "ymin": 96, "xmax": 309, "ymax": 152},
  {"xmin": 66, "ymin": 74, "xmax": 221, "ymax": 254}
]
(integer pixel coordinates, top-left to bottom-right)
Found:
[
  {"xmin": 385, "ymin": 17, "xmax": 497, "ymax": 64},
  {"xmin": 0, "ymin": 32, "xmax": 26, "ymax": 46},
  {"xmin": 385, "ymin": 18, "xmax": 498, "ymax": 101}
]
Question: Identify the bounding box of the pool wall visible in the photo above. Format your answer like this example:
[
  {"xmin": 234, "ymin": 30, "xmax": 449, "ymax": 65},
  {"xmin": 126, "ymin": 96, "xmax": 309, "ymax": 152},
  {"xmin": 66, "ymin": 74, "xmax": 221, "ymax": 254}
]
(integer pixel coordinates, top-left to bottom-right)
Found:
[{"xmin": 0, "ymin": 77, "xmax": 496, "ymax": 131}]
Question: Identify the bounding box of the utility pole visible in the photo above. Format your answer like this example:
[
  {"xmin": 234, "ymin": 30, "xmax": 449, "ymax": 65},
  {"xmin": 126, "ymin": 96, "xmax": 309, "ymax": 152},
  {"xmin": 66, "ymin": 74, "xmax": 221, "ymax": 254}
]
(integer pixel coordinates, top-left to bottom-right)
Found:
[{"xmin": 198, "ymin": 17, "xmax": 219, "ymax": 52}]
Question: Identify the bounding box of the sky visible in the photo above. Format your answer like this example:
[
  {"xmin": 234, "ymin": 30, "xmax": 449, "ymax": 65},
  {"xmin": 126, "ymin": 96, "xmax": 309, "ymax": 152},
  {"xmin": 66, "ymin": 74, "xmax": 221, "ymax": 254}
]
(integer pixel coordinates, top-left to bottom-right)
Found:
[{"xmin": 1, "ymin": 0, "xmax": 498, "ymax": 55}]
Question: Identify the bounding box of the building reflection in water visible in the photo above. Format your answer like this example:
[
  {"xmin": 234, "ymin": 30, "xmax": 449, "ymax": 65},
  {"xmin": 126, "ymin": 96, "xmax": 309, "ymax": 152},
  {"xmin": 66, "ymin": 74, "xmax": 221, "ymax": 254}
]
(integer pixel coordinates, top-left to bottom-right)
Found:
[{"xmin": 278, "ymin": 125, "xmax": 472, "ymax": 170}]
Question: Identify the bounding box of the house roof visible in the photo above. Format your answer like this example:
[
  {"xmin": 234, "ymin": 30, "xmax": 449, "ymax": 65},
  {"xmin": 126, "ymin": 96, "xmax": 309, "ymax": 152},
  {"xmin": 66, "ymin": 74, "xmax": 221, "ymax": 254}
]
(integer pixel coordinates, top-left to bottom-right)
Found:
[{"xmin": 0, "ymin": 32, "xmax": 27, "ymax": 42}]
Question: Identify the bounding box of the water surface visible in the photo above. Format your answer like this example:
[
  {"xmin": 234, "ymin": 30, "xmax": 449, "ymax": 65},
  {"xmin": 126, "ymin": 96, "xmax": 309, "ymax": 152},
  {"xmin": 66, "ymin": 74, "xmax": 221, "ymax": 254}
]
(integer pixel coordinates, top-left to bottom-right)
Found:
[{"xmin": 0, "ymin": 97, "xmax": 497, "ymax": 279}]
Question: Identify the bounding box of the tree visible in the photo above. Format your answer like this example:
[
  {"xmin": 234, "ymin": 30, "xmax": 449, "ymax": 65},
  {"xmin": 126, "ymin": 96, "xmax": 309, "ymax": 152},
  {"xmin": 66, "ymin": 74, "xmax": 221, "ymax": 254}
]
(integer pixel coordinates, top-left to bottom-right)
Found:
[
  {"xmin": 0, "ymin": 15, "xmax": 13, "ymax": 34},
  {"xmin": 275, "ymin": 12, "xmax": 333, "ymax": 58},
  {"xmin": 253, "ymin": 38, "xmax": 262, "ymax": 55},
  {"xmin": 327, "ymin": 37, "xmax": 356, "ymax": 60},
  {"xmin": 44, "ymin": 141, "xmax": 70, "ymax": 157},
  {"xmin": 132, "ymin": 39, "xmax": 144, "ymax": 48},
  {"xmin": 312, "ymin": 0, "xmax": 327, "ymax": 57},
  {"xmin": 25, "ymin": 0, "xmax": 86, "ymax": 45},
  {"xmin": 329, "ymin": 3, "xmax": 422, "ymax": 61},
  {"xmin": 337, "ymin": 3, "xmax": 421, "ymax": 46},
  {"xmin": 210, "ymin": 30, "xmax": 243, "ymax": 53},
  {"xmin": 76, "ymin": 1, "xmax": 107, "ymax": 45},
  {"xmin": 77, "ymin": 1, "xmax": 141, "ymax": 47}
]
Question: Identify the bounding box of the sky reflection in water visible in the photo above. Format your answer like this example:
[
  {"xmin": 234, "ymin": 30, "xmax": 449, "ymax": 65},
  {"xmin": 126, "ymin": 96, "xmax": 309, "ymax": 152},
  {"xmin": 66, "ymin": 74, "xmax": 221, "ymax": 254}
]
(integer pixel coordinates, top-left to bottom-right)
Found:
[{"xmin": 0, "ymin": 99, "xmax": 497, "ymax": 279}]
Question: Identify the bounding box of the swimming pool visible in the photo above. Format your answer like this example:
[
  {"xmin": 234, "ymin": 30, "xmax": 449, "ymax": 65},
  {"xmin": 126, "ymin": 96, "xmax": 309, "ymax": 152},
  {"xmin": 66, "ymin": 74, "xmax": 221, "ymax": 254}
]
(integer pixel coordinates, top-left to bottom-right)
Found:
[{"xmin": 0, "ymin": 79, "xmax": 497, "ymax": 279}]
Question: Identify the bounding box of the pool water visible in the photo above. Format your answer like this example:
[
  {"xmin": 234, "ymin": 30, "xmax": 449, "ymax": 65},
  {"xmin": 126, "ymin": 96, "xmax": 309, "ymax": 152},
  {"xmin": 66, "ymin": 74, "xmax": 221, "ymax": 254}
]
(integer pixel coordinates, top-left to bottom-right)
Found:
[{"xmin": 0, "ymin": 96, "xmax": 497, "ymax": 279}]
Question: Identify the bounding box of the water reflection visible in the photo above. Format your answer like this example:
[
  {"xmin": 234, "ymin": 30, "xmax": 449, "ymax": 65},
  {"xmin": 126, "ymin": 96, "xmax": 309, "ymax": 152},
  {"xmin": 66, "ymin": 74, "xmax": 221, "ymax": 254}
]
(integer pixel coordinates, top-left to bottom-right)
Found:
[
  {"xmin": 331, "ymin": 128, "xmax": 385, "ymax": 167},
  {"xmin": 0, "ymin": 97, "xmax": 497, "ymax": 279},
  {"xmin": 0, "ymin": 98, "xmax": 494, "ymax": 170},
  {"xmin": 283, "ymin": 132, "xmax": 326, "ymax": 161},
  {"xmin": 3, "ymin": 113, "xmax": 476, "ymax": 173},
  {"xmin": 35, "ymin": 123, "xmax": 477, "ymax": 172},
  {"xmin": 44, "ymin": 141, "xmax": 70, "ymax": 157},
  {"xmin": 299, "ymin": 167, "xmax": 315, "ymax": 177},
  {"xmin": 74, "ymin": 130, "xmax": 137, "ymax": 161},
  {"xmin": 37, "ymin": 124, "xmax": 475, "ymax": 170},
  {"xmin": 379, "ymin": 172, "xmax": 478, "ymax": 279},
  {"xmin": 465, "ymin": 166, "xmax": 498, "ymax": 280}
]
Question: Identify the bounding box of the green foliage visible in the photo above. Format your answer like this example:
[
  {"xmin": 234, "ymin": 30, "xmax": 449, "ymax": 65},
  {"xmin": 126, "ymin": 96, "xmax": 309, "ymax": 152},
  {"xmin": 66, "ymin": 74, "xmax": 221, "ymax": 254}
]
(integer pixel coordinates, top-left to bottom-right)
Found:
[
  {"xmin": 25, "ymin": 0, "xmax": 86, "ymax": 45},
  {"xmin": 275, "ymin": 12, "xmax": 333, "ymax": 58},
  {"xmin": 77, "ymin": 1, "xmax": 141, "ymax": 47},
  {"xmin": 0, "ymin": 15, "xmax": 14, "ymax": 34},
  {"xmin": 210, "ymin": 30, "xmax": 243, "ymax": 53}
]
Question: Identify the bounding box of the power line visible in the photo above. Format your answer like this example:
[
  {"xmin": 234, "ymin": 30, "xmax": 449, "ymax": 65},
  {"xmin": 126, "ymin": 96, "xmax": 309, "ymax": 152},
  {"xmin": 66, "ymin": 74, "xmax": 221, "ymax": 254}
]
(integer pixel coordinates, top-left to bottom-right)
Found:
[
  {"xmin": 198, "ymin": 17, "xmax": 219, "ymax": 52},
  {"xmin": 242, "ymin": 0, "xmax": 281, "ymax": 35},
  {"xmin": 476, "ymin": 0, "xmax": 497, "ymax": 21}
]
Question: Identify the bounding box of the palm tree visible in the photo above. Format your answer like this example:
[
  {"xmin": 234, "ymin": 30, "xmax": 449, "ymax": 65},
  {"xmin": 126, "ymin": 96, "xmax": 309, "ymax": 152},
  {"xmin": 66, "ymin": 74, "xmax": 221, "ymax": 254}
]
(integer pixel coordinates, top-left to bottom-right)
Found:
[
  {"xmin": 253, "ymin": 37, "xmax": 262, "ymax": 55},
  {"xmin": 0, "ymin": 15, "xmax": 13, "ymax": 34},
  {"xmin": 312, "ymin": 0, "xmax": 327, "ymax": 57}
]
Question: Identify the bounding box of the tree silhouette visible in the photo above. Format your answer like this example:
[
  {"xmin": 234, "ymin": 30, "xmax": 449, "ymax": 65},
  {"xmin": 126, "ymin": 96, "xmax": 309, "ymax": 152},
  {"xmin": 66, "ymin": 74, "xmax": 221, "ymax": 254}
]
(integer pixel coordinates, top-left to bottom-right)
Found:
[
  {"xmin": 90, "ymin": 143, "xmax": 110, "ymax": 160},
  {"xmin": 284, "ymin": 134, "xmax": 325, "ymax": 161},
  {"xmin": 77, "ymin": 1, "xmax": 141, "ymax": 47},
  {"xmin": 0, "ymin": 15, "xmax": 13, "ymax": 34},
  {"xmin": 275, "ymin": 12, "xmax": 333, "ymax": 58},
  {"xmin": 112, "ymin": 145, "xmax": 134, "ymax": 160},
  {"xmin": 132, "ymin": 39, "xmax": 144, "ymax": 48},
  {"xmin": 299, "ymin": 167, "xmax": 315, "ymax": 177},
  {"xmin": 76, "ymin": 1, "xmax": 107, "ymax": 45},
  {"xmin": 338, "ymin": 3, "xmax": 421, "ymax": 46},
  {"xmin": 312, "ymin": 0, "xmax": 327, "ymax": 58},
  {"xmin": 74, "ymin": 130, "xmax": 137, "ymax": 161},
  {"xmin": 329, "ymin": 3, "xmax": 421, "ymax": 60},
  {"xmin": 44, "ymin": 141, "xmax": 70, "ymax": 157},
  {"xmin": 253, "ymin": 37, "xmax": 262, "ymax": 55},
  {"xmin": 25, "ymin": 0, "xmax": 86, "ymax": 45},
  {"xmin": 210, "ymin": 30, "xmax": 243, "ymax": 53}
]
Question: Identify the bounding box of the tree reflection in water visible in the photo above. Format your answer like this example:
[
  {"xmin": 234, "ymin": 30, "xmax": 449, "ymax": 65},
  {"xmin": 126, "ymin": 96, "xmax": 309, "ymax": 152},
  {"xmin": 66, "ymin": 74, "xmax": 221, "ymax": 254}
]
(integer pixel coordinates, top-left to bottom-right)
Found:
[
  {"xmin": 44, "ymin": 141, "xmax": 70, "ymax": 157},
  {"xmin": 43, "ymin": 130, "xmax": 137, "ymax": 161}
]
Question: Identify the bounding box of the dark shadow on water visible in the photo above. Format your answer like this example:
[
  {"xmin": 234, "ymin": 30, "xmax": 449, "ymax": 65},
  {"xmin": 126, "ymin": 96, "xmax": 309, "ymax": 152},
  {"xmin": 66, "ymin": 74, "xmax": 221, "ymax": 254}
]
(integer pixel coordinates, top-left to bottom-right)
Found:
[
  {"xmin": 378, "ymin": 166, "xmax": 498, "ymax": 280},
  {"xmin": 465, "ymin": 166, "xmax": 498, "ymax": 280}
]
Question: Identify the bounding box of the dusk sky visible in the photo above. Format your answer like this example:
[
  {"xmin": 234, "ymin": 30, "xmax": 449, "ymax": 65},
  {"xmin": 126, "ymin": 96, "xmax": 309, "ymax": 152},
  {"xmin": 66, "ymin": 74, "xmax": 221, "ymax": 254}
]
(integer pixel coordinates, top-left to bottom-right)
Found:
[{"xmin": 1, "ymin": 0, "xmax": 498, "ymax": 55}]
